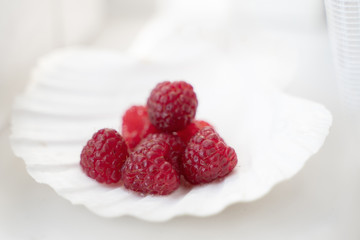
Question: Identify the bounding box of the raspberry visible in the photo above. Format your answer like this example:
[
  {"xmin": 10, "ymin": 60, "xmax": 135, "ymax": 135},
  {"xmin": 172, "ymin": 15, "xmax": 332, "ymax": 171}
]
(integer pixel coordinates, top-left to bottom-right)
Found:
[
  {"xmin": 80, "ymin": 128, "xmax": 129, "ymax": 184},
  {"xmin": 122, "ymin": 135, "xmax": 180, "ymax": 195},
  {"xmin": 182, "ymin": 126, "xmax": 237, "ymax": 184},
  {"xmin": 147, "ymin": 81, "xmax": 198, "ymax": 132},
  {"xmin": 141, "ymin": 133, "xmax": 185, "ymax": 173},
  {"xmin": 177, "ymin": 120, "xmax": 212, "ymax": 143},
  {"xmin": 121, "ymin": 105, "xmax": 158, "ymax": 149}
]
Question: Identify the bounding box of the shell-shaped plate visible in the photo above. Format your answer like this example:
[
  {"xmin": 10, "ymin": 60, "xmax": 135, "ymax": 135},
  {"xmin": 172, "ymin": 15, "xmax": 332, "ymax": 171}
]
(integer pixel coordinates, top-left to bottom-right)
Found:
[{"xmin": 10, "ymin": 48, "xmax": 332, "ymax": 222}]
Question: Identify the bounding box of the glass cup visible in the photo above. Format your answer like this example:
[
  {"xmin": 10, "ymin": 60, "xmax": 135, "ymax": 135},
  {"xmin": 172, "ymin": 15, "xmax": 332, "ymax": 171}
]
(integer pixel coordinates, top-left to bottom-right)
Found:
[{"xmin": 325, "ymin": 0, "xmax": 360, "ymax": 111}]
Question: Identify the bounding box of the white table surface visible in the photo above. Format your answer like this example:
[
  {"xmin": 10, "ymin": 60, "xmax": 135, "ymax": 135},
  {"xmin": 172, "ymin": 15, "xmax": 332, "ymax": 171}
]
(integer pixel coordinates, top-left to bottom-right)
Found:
[{"xmin": 1, "ymin": 21, "xmax": 359, "ymax": 240}]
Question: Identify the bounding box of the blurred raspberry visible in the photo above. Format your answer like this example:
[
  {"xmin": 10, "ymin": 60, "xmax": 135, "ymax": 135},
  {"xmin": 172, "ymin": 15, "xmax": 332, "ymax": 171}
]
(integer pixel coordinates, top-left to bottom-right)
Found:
[
  {"xmin": 182, "ymin": 126, "xmax": 237, "ymax": 184},
  {"xmin": 80, "ymin": 128, "xmax": 129, "ymax": 184},
  {"xmin": 147, "ymin": 81, "xmax": 198, "ymax": 132},
  {"xmin": 121, "ymin": 105, "xmax": 158, "ymax": 149},
  {"xmin": 177, "ymin": 120, "xmax": 212, "ymax": 143}
]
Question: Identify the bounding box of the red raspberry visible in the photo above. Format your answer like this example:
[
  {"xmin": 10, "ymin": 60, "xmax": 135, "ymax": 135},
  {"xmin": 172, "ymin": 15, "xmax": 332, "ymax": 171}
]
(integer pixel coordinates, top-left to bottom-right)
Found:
[
  {"xmin": 147, "ymin": 81, "xmax": 198, "ymax": 132},
  {"xmin": 121, "ymin": 105, "xmax": 158, "ymax": 149},
  {"xmin": 177, "ymin": 120, "xmax": 212, "ymax": 143},
  {"xmin": 80, "ymin": 128, "xmax": 129, "ymax": 184},
  {"xmin": 122, "ymin": 136, "xmax": 180, "ymax": 195},
  {"xmin": 142, "ymin": 133, "xmax": 185, "ymax": 173},
  {"xmin": 182, "ymin": 126, "xmax": 237, "ymax": 184}
]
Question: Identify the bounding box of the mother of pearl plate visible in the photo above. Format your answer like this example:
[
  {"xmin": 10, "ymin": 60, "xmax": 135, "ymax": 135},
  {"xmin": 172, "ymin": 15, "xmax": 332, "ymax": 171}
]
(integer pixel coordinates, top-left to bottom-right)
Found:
[{"xmin": 10, "ymin": 48, "xmax": 332, "ymax": 222}]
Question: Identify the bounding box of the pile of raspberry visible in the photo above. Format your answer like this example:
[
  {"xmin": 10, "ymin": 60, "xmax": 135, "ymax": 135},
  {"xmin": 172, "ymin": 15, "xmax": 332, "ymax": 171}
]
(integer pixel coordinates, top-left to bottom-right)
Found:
[{"xmin": 80, "ymin": 81, "xmax": 238, "ymax": 195}]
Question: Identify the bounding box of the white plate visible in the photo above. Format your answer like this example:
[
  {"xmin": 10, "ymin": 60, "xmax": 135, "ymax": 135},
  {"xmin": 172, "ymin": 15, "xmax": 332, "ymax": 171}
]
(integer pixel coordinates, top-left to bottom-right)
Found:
[{"xmin": 10, "ymin": 48, "xmax": 332, "ymax": 222}]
